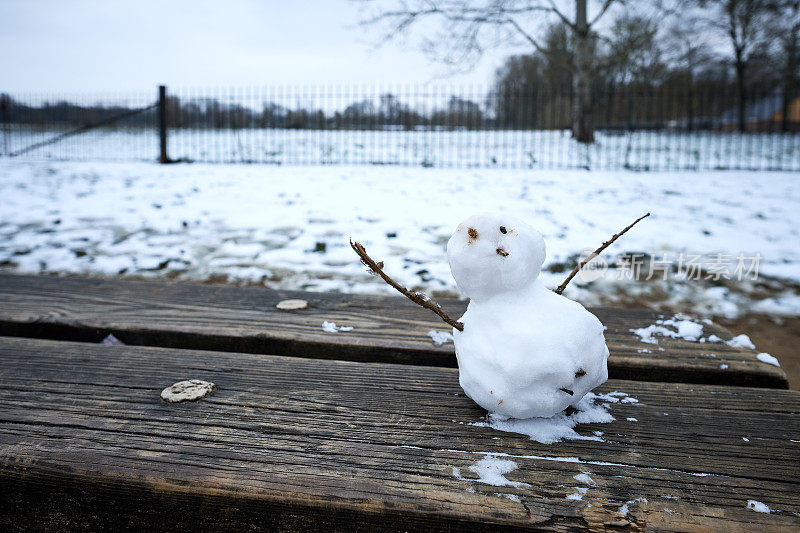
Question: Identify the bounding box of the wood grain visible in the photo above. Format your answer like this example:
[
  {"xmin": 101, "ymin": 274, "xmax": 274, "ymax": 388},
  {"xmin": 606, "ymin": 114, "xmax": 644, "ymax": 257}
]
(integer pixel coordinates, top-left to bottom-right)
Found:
[
  {"xmin": 0, "ymin": 337, "xmax": 798, "ymax": 531},
  {"xmin": 0, "ymin": 274, "xmax": 788, "ymax": 388}
]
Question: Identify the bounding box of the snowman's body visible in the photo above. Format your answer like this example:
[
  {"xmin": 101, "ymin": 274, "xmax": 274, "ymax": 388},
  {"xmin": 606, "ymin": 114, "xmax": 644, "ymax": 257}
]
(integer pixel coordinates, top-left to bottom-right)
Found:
[{"xmin": 447, "ymin": 213, "xmax": 609, "ymax": 419}]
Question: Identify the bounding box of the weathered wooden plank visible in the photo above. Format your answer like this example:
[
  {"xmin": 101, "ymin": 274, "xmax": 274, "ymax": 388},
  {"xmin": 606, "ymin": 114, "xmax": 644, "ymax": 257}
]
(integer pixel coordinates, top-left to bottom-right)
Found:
[
  {"xmin": 0, "ymin": 274, "xmax": 788, "ymax": 388},
  {"xmin": 0, "ymin": 337, "xmax": 798, "ymax": 531}
]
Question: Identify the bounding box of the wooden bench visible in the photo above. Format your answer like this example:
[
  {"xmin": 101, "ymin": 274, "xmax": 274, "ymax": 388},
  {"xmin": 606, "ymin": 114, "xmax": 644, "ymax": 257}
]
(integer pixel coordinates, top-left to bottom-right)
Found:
[
  {"xmin": 1, "ymin": 274, "xmax": 798, "ymax": 531},
  {"xmin": 0, "ymin": 274, "xmax": 788, "ymax": 388}
]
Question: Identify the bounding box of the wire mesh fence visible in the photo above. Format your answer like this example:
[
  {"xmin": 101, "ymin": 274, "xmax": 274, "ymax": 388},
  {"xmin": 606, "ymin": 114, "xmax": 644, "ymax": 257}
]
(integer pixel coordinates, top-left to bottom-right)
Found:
[{"xmin": 1, "ymin": 85, "xmax": 799, "ymax": 171}]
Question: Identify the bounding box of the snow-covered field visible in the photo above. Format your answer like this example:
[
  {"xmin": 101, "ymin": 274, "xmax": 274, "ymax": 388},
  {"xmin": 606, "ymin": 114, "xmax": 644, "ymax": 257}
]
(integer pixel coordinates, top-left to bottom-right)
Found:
[
  {"xmin": 6, "ymin": 127, "xmax": 800, "ymax": 171},
  {"xmin": 1, "ymin": 159, "xmax": 799, "ymax": 319}
]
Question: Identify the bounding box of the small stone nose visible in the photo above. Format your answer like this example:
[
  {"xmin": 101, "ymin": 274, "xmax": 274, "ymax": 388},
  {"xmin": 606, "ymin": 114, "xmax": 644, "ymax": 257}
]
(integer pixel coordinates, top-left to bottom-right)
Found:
[{"xmin": 496, "ymin": 248, "xmax": 509, "ymax": 257}]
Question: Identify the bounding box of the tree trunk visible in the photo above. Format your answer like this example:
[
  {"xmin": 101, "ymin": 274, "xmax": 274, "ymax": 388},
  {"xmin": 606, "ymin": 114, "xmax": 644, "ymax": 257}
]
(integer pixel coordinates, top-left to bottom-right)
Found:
[
  {"xmin": 687, "ymin": 75, "xmax": 696, "ymax": 132},
  {"xmin": 734, "ymin": 47, "xmax": 747, "ymax": 133},
  {"xmin": 783, "ymin": 34, "xmax": 798, "ymax": 132},
  {"xmin": 571, "ymin": 0, "xmax": 594, "ymax": 143}
]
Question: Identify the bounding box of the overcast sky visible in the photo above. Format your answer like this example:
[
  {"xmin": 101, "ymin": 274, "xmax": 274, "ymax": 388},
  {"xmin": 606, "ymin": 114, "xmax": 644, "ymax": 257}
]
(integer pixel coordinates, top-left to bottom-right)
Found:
[{"xmin": 0, "ymin": 0, "xmax": 517, "ymax": 93}]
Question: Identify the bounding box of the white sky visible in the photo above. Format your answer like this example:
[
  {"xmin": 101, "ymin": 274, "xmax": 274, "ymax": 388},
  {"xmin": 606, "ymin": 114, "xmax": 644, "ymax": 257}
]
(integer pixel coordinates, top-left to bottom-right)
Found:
[{"xmin": 0, "ymin": 0, "xmax": 519, "ymax": 93}]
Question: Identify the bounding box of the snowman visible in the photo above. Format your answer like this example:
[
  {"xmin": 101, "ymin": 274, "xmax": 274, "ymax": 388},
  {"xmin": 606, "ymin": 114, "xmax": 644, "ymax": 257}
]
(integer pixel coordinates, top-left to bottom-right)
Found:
[{"xmin": 446, "ymin": 213, "xmax": 609, "ymax": 419}]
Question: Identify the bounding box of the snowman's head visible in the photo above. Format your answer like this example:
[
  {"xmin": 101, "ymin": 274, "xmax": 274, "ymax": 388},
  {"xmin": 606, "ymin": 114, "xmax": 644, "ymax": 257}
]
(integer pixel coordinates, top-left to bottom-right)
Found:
[{"xmin": 447, "ymin": 213, "xmax": 546, "ymax": 300}]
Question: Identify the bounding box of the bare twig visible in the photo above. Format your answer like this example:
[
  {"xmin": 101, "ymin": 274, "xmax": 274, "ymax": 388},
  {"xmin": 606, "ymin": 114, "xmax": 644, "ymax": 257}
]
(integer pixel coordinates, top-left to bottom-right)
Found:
[
  {"xmin": 350, "ymin": 239, "xmax": 464, "ymax": 331},
  {"xmin": 589, "ymin": 0, "xmax": 618, "ymax": 27},
  {"xmin": 554, "ymin": 212, "xmax": 650, "ymax": 295}
]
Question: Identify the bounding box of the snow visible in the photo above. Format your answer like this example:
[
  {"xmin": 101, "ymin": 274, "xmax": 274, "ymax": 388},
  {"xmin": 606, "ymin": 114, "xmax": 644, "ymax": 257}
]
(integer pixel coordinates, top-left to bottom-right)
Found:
[
  {"xmin": 626, "ymin": 417, "xmax": 638, "ymax": 422},
  {"xmin": 747, "ymin": 500, "xmax": 771, "ymax": 514},
  {"xmin": 632, "ymin": 321, "xmax": 767, "ymax": 359},
  {"xmin": 427, "ymin": 330, "xmax": 454, "ymax": 346},
  {"xmin": 470, "ymin": 392, "xmax": 631, "ymax": 444},
  {"xmin": 573, "ymin": 473, "xmax": 595, "ymax": 485},
  {"xmin": 438, "ymin": 447, "xmax": 714, "ymax": 477},
  {"xmin": 1, "ymin": 160, "xmax": 799, "ymax": 321},
  {"xmin": 756, "ymin": 352, "xmax": 781, "ymax": 367},
  {"xmin": 596, "ymin": 391, "xmax": 639, "ymax": 404},
  {"xmin": 8, "ymin": 127, "xmax": 800, "ymax": 171},
  {"xmin": 727, "ymin": 334, "xmax": 756, "ymax": 349},
  {"xmin": 321, "ymin": 321, "xmax": 352, "ymax": 333},
  {"xmin": 449, "ymin": 214, "xmax": 608, "ymax": 419},
  {"xmin": 630, "ymin": 316, "xmax": 704, "ymax": 344},
  {"xmin": 453, "ymin": 455, "xmax": 530, "ymax": 489},
  {"xmin": 743, "ymin": 437, "xmax": 750, "ymax": 442},
  {"xmin": 566, "ymin": 487, "xmax": 588, "ymax": 500},
  {"xmin": 619, "ymin": 497, "xmax": 648, "ymax": 516},
  {"xmin": 720, "ymin": 364, "xmax": 729, "ymax": 370}
]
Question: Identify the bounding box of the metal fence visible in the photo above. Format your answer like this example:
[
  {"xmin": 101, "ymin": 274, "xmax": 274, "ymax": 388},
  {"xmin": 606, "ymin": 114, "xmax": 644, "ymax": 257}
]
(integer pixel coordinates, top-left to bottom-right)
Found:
[{"xmin": 1, "ymin": 85, "xmax": 799, "ymax": 171}]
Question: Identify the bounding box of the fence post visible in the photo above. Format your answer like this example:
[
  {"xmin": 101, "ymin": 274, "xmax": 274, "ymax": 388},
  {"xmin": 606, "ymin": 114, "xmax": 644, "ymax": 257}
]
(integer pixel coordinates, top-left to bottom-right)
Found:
[
  {"xmin": 1, "ymin": 94, "xmax": 8, "ymax": 157},
  {"xmin": 158, "ymin": 85, "xmax": 169, "ymax": 163}
]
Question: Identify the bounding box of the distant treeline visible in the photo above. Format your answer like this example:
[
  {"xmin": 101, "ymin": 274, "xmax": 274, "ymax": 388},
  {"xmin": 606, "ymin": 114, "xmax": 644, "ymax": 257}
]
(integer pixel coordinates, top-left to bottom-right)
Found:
[
  {"xmin": 0, "ymin": 70, "xmax": 795, "ymax": 134},
  {"xmin": 0, "ymin": 91, "xmax": 529, "ymax": 131}
]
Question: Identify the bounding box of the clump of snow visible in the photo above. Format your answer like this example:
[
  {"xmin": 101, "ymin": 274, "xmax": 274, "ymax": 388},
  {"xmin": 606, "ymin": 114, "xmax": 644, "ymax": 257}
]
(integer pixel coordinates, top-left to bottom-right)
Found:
[
  {"xmin": 727, "ymin": 334, "xmax": 755, "ymax": 349},
  {"xmin": 630, "ymin": 315, "xmax": 704, "ymax": 344},
  {"xmin": 699, "ymin": 332, "xmax": 760, "ymax": 351},
  {"xmin": 627, "ymin": 417, "xmax": 638, "ymax": 422},
  {"xmin": 743, "ymin": 437, "xmax": 750, "ymax": 442},
  {"xmin": 720, "ymin": 364, "xmax": 729, "ymax": 370},
  {"xmin": 566, "ymin": 470, "xmax": 595, "ymax": 501},
  {"xmin": 566, "ymin": 487, "xmax": 588, "ymax": 500},
  {"xmin": 747, "ymin": 500, "xmax": 771, "ymax": 514},
  {"xmin": 471, "ymin": 392, "xmax": 630, "ymax": 444},
  {"xmin": 453, "ymin": 454, "xmax": 530, "ymax": 489},
  {"xmin": 321, "ymin": 321, "xmax": 353, "ymax": 333},
  {"xmin": 449, "ymin": 213, "xmax": 609, "ymax": 419},
  {"xmin": 428, "ymin": 330, "xmax": 454, "ymax": 346},
  {"xmin": 596, "ymin": 391, "xmax": 639, "ymax": 404},
  {"xmin": 756, "ymin": 352, "xmax": 780, "ymax": 367},
  {"xmin": 619, "ymin": 497, "xmax": 648, "ymax": 516}
]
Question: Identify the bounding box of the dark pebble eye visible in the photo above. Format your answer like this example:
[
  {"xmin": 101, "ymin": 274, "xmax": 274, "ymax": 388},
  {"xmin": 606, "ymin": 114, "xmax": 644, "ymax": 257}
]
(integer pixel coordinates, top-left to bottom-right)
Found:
[{"xmin": 499, "ymin": 226, "xmax": 507, "ymax": 234}]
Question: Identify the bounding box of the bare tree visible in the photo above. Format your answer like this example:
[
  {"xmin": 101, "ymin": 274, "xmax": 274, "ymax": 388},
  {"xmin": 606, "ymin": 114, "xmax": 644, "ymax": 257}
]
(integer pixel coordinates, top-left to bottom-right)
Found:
[
  {"xmin": 690, "ymin": 0, "xmax": 771, "ymax": 132},
  {"xmin": 661, "ymin": 14, "xmax": 714, "ymax": 130},
  {"xmin": 357, "ymin": 0, "xmax": 624, "ymax": 143},
  {"xmin": 605, "ymin": 14, "xmax": 663, "ymax": 85},
  {"xmin": 766, "ymin": 0, "xmax": 800, "ymax": 131}
]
